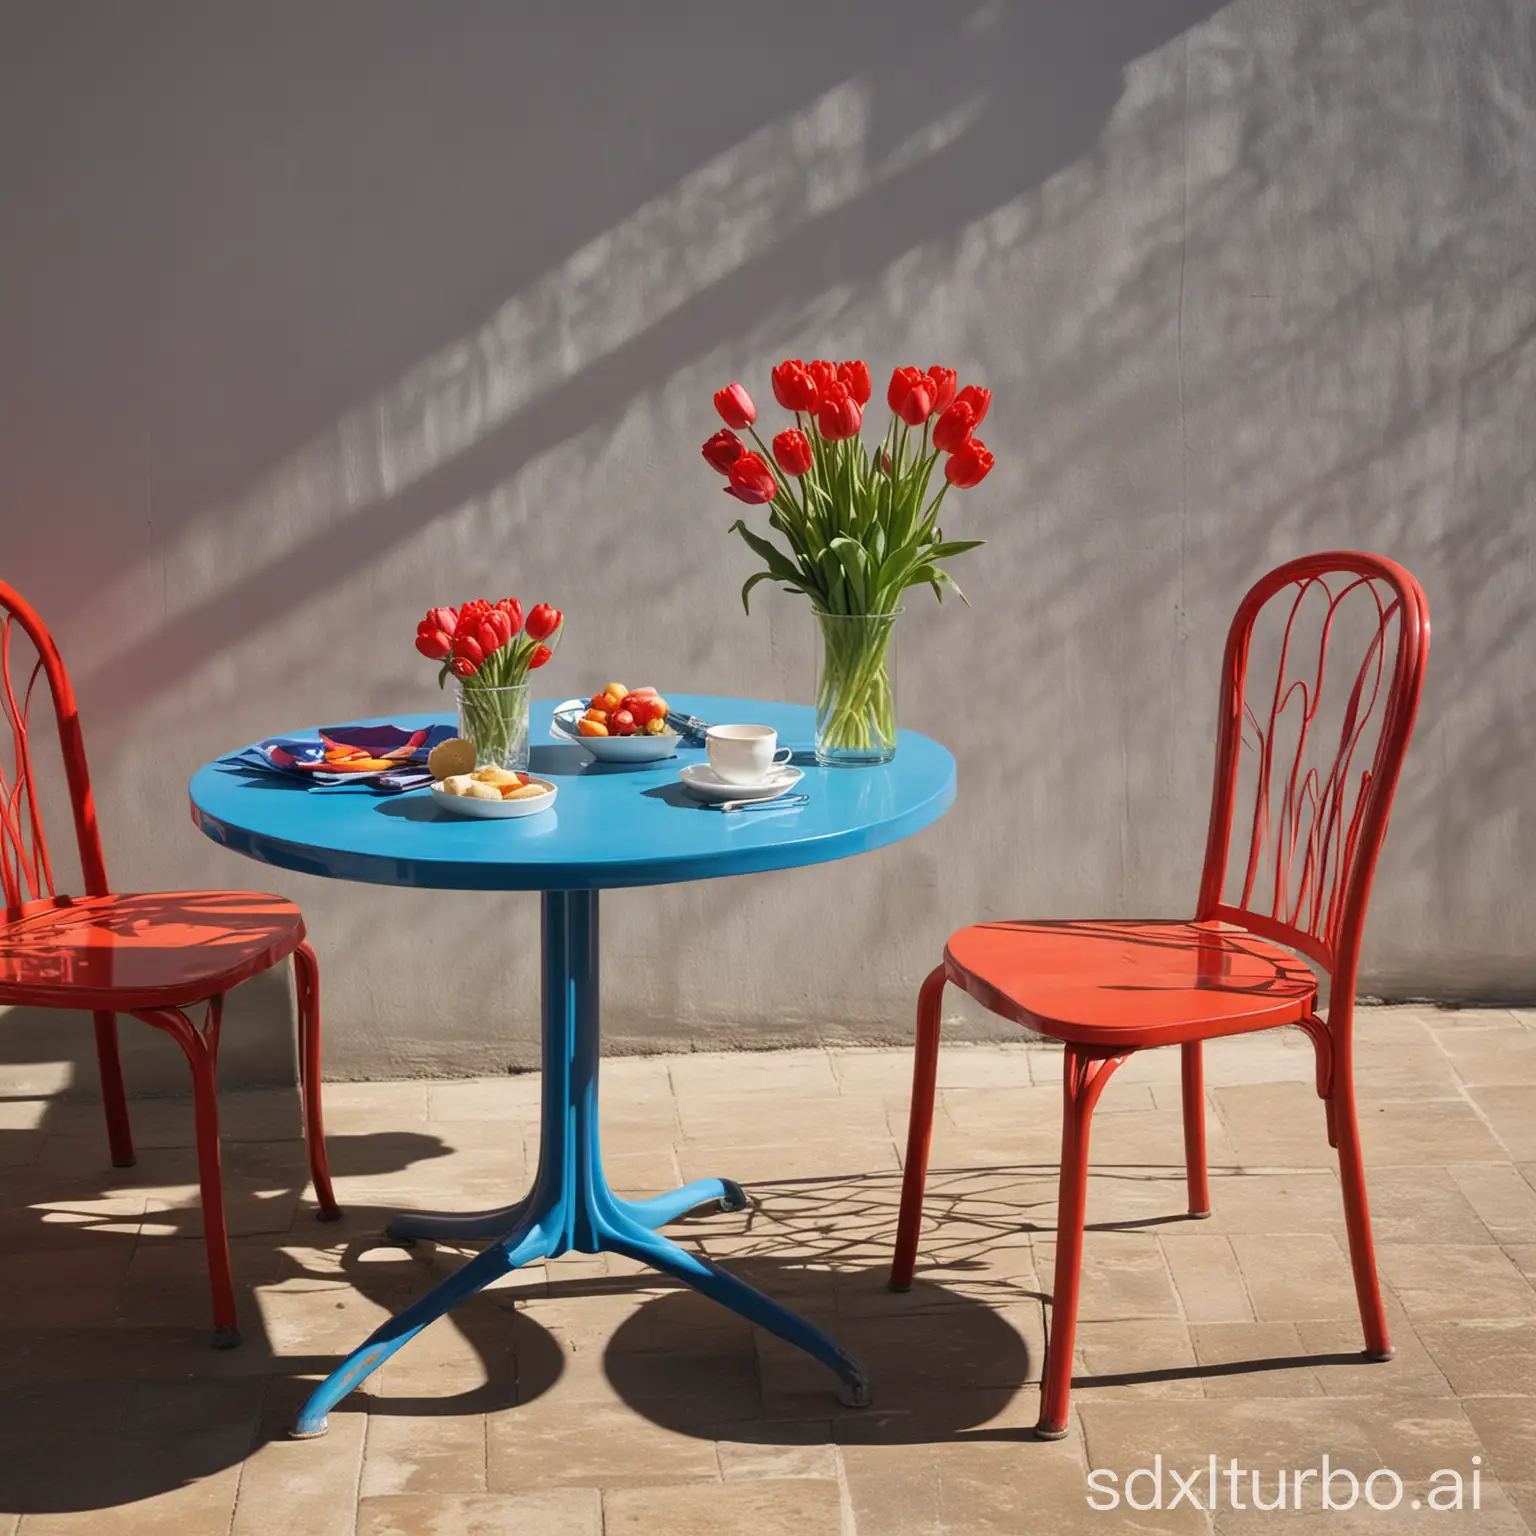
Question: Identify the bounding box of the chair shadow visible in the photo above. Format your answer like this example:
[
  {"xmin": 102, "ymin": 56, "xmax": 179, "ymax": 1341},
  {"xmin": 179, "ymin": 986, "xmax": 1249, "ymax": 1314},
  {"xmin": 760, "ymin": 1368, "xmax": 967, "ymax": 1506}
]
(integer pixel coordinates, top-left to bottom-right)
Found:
[{"xmin": 0, "ymin": 1124, "xmax": 562, "ymax": 1515}]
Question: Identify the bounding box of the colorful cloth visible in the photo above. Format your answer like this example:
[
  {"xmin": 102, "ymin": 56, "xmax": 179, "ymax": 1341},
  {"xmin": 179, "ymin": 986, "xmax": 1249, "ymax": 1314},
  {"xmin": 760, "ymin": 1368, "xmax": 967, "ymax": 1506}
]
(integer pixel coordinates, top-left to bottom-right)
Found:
[{"xmin": 226, "ymin": 723, "xmax": 456, "ymax": 793}]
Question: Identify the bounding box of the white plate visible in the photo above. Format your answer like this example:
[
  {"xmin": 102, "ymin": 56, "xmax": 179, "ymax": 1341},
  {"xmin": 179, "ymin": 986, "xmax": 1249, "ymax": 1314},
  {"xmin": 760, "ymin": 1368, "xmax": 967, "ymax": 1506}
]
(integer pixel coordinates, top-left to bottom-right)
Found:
[
  {"xmin": 551, "ymin": 700, "xmax": 680, "ymax": 763},
  {"xmin": 678, "ymin": 762, "xmax": 804, "ymax": 804},
  {"xmin": 429, "ymin": 776, "xmax": 557, "ymax": 818}
]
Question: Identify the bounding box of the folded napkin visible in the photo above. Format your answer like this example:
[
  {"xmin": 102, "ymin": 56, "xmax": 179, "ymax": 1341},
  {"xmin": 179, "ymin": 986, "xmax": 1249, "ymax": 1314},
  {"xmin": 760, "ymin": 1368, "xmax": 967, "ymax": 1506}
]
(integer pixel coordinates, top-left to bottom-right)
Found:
[{"xmin": 227, "ymin": 723, "xmax": 458, "ymax": 793}]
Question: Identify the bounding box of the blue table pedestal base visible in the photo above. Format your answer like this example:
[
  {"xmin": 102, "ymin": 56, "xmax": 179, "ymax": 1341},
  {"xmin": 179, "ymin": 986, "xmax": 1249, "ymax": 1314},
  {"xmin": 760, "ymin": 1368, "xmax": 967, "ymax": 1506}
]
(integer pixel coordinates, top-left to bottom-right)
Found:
[{"xmin": 292, "ymin": 890, "xmax": 870, "ymax": 1439}]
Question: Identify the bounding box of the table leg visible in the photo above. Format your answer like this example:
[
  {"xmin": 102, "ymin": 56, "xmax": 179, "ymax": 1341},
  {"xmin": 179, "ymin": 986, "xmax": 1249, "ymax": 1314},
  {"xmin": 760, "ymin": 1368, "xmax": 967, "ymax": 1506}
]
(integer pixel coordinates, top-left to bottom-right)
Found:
[{"xmin": 293, "ymin": 889, "xmax": 868, "ymax": 1437}]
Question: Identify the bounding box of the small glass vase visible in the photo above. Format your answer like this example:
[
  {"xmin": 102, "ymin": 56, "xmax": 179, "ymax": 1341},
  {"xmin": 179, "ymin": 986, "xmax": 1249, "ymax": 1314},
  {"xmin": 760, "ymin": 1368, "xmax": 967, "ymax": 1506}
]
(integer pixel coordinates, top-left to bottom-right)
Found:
[
  {"xmin": 456, "ymin": 681, "xmax": 532, "ymax": 772},
  {"xmin": 814, "ymin": 609, "xmax": 900, "ymax": 767}
]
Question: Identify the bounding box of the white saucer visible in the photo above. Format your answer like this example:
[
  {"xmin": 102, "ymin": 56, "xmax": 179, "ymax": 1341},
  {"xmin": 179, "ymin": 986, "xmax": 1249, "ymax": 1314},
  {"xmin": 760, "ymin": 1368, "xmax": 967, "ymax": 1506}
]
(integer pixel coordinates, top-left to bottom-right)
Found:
[{"xmin": 678, "ymin": 762, "xmax": 804, "ymax": 804}]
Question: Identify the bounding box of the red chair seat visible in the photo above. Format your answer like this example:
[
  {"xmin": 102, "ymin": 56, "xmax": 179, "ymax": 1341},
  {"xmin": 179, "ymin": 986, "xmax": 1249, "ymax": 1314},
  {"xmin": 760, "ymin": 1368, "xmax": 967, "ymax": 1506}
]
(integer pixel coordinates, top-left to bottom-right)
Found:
[
  {"xmin": 944, "ymin": 919, "xmax": 1317, "ymax": 1049},
  {"xmin": 0, "ymin": 891, "xmax": 305, "ymax": 1010}
]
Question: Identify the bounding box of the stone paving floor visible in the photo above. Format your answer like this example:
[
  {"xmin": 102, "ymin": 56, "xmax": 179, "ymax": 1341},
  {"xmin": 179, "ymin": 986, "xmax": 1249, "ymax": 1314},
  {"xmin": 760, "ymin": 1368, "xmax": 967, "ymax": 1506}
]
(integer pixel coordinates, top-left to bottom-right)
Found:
[{"xmin": 0, "ymin": 1006, "xmax": 1534, "ymax": 1533}]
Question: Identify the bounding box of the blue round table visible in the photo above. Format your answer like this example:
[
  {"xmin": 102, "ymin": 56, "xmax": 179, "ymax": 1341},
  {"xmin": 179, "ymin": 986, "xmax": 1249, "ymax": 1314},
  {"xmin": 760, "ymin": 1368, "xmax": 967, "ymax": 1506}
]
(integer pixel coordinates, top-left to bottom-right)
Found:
[{"xmin": 189, "ymin": 696, "xmax": 956, "ymax": 1435}]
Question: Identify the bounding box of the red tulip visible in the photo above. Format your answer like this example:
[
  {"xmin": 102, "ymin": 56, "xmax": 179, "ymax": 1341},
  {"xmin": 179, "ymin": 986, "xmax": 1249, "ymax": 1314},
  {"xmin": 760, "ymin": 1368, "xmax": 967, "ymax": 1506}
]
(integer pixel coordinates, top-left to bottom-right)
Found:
[
  {"xmin": 817, "ymin": 391, "xmax": 863, "ymax": 441},
  {"xmin": 528, "ymin": 644, "xmax": 553, "ymax": 669},
  {"xmin": 474, "ymin": 607, "xmax": 514, "ymax": 656},
  {"xmin": 702, "ymin": 428, "xmax": 747, "ymax": 475},
  {"xmin": 454, "ymin": 599, "xmax": 490, "ymax": 639},
  {"xmin": 807, "ymin": 359, "xmax": 840, "ymax": 400},
  {"xmin": 495, "ymin": 597, "xmax": 524, "ymax": 634},
  {"xmin": 425, "ymin": 606, "xmax": 458, "ymax": 636},
  {"xmin": 713, "ymin": 382, "xmax": 755, "ymax": 429},
  {"xmin": 837, "ymin": 359, "xmax": 872, "ymax": 405},
  {"xmin": 926, "ymin": 366, "xmax": 958, "ymax": 413},
  {"xmin": 895, "ymin": 378, "xmax": 934, "ymax": 425},
  {"xmin": 452, "ymin": 634, "xmax": 484, "ymax": 667},
  {"xmin": 932, "ymin": 400, "xmax": 978, "ymax": 454},
  {"xmin": 886, "ymin": 365, "xmax": 926, "ymax": 414},
  {"xmin": 772, "ymin": 428, "xmax": 813, "ymax": 476},
  {"xmin": 771, "ymin": 359, "xmax": 819, "ymax": 413},
  {"xmin": 725, "ymin": 452, "xmax": 778, "ymax": 504},
  {"xmin": 415, "ymin": 627, "xmax": 452, "ymax": 661},
  {"xmin": 944, "ymin": 436, "xmax": 994, "ymax": 488},
  {"xmin": 525, "ymin": 603, "xmax": 563, "ymax": 642},
  {"xmin": 953, "ymin": 384, "xmax": 991, "ymax": 427},
  {"xmin": 450, "ymin": 654, "xmax": 479, "ymax": 679}
]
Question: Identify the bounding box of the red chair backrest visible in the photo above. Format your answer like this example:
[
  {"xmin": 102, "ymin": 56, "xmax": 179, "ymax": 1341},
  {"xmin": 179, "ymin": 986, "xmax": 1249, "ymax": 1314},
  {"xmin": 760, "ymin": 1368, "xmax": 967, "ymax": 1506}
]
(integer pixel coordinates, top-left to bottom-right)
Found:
[
  {"xmin": 1195, "ymin": 553, "xmax": 1429, "ymax": 1007},
  {"xmin": 0, "ymin": 581, "xmax": 109, "ymax": 910}
]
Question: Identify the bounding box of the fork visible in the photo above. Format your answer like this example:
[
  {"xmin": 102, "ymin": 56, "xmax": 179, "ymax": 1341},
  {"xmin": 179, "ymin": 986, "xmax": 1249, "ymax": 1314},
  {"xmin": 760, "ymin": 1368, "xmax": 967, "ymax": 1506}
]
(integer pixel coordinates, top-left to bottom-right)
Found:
[{"xmin": 713, "ymin": 793, "xmax": 810, "ymax": 814}]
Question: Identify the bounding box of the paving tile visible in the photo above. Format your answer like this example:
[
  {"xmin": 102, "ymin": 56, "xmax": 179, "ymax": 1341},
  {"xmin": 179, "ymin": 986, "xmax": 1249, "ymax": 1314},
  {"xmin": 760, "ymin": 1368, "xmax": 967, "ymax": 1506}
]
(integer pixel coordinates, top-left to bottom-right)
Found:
[
  {"xmin": 714, "ymin": 1428, "xmax": 837, "ymax": 1482},
  {"xmin": 230, "ymin": 1377, "xmax": 368, "ymax": 1536},
  {"xmin": 1461, "ymin": 1398, "xmax": 1536, "ymax": 1492},
  {"xmin": 1505, "ymin": 1246, "xmax": 1536, "ymax": 1283},
  {"xmin": 1416, "ymin": 1319, "xmax": 1536, "ymax": 1396},
  {"xmin": 1162, "ymin": 1235, "xmax": 1256, "ymax": 1322},
  {"xmin": 1036, "ymin": 1231, "xmax": 1183, "ymax": 1320},
  {"xmin": 1378, "ymin": 1244, "xmax": 1536, "ymax": 1322},
  {"xmin": 604, "ymin": 1478, "xmax": 843, "ymax": 1535},
  {"xmin": 1072, "ymin": 1318, "xmax": 1204, "ymax": 1400},
  {"xmin": 1426, "ymin": 1015, "xmax": 1536, "ymax": 1085},
  {"xmin": 356, "ymin": 1488, "xmax": 601, "ymax": 1535},
  {"xmin": 1447, "ymin": 1163, "xmax": 1536, "ymax": 1245},
  {"xmin": 843, "ymin": 1437, "xmax": 1218, "ymax": 1536},
  {"xmin": 1189, "ymin": 1320, "xmax": 1324, "ymax": 1397},
  {"xmin": 756, "ymin": 1303, "xmax": 1046, "ymax": 1423},
  {"xmin": 1220, "ymin": 1087, "xmax": 1508, "ymax": 1167},
  {"xmin": 1297, "ymin": 1315, "xmax": 1455, "ymax": 1398},
  {"xmin": 668, "ymin": 1048, "xmax": 839, "ymax": 1101},
  {"xmin": 360, "ymin": 1412, "xmax": 488, "ymax": 1497},
  {"xmin": 1232, "ymin": 1233, "xmax": 1359, "ymax": 1320},
  {"xmin": 486, "ymin": 1397, "xmax": 722, "ymax": 1490},
  {"xmin": 1159, "ymin": 1169, "xmax": 1344, "ymax": 1239},
  {"xmin": 1467, "ymin": 1085, "xmax": 1536, "ymax": 1161},
  {"xmin": 1361, "ymin": 1164, "xmax": 1496, "ymax": 1245}
]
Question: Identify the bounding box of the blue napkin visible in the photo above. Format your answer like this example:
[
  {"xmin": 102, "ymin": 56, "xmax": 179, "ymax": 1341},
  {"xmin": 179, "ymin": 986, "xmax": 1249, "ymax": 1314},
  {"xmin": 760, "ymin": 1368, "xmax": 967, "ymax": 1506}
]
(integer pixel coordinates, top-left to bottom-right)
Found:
[{"xmin": 226, "ymin": 723, "xmax": 458, "ymax": 793}]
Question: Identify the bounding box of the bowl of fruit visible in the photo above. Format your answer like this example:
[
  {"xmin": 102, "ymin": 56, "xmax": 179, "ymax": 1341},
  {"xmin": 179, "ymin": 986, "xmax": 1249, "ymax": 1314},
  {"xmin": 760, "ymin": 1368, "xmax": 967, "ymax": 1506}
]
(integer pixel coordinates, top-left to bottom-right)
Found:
[
  {"xmin": 552, "ymin": 684, "xmax": 679, "ymax": 763},
  {"xmin": 430, "ymin": 759, "xmax": 558, "ymax": 818}
]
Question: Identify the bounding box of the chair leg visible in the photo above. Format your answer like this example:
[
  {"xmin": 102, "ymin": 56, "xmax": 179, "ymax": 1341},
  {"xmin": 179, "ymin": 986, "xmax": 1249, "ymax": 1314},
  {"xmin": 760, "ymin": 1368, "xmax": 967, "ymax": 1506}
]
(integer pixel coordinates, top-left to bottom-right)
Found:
[
  {"xmin": 1037, "ymin": 1046, "xmax": 1125, "ymax": 1440},
  {"xmin": 91, "ymin": 1010, "xmax": 135, "ymax": 1167},
  {"xmin": 1180, "ymin": 1041, "xmax": 1211, "ymax": 1217},
  {"xmin": 889, "ymin": 964, "xmax": 947, "ymax": 1292},
  {"xmin": 1330, "ymin": 1067, "xmax": 1392, "ymax": 1360},
  {"xmin": 133, "ymin": 1001, "xmax": 240, "ymax": 1347},
  {"xmin": 292, "ymin": 942, "xmax": 340, "ymax": 1220}
]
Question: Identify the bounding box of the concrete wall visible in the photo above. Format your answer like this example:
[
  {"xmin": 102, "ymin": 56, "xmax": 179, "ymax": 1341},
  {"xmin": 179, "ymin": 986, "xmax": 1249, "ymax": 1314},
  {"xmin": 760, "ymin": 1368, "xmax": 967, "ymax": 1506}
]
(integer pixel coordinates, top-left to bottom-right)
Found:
[{"xmin": 2, "ymin": 0, "xmax": 1532, "ymax": 1091}]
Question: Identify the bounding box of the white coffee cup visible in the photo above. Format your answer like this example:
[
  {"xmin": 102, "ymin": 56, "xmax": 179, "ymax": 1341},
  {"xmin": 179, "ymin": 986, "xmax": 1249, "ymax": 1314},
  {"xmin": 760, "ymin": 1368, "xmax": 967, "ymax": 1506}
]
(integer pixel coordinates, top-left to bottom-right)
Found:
[{"xmin": 705, "ymin": 724, "xmax": 793, "ymax": 785}]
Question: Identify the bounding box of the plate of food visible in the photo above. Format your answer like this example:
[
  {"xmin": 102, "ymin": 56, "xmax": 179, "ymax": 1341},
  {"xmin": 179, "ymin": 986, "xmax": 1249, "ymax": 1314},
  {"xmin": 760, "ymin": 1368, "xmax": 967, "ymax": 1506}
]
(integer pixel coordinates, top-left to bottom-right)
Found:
[
  {"xmin": 429, "ymin": 762, "xmax": 557, "ymax": 818},
  {"xmin": 551, "ymin": 683, "xmax": 682, "ymax": 763}
]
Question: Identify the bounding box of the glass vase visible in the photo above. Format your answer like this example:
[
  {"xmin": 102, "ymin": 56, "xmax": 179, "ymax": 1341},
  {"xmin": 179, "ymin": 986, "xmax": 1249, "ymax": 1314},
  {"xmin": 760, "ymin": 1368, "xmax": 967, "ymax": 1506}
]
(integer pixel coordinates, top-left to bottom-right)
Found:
[
  {"xmin": 814, "ymin": 609, "xmax": 900, "ymax": 767},
  {"xmin": 456, "ymin": 681, "xmax": 532, "ymax": 772}
]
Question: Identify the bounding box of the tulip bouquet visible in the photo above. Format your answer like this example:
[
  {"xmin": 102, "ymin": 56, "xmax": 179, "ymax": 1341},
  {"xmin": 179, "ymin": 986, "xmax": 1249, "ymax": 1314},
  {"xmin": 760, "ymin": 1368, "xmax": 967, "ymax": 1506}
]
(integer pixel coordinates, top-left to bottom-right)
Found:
[
  {"xmin": 702, "ymin": 359, "xmax": 991, "ymax": 763},
  {"xmin": 414, "ymin": 598, "xmax": 564, "ymax": 771}
]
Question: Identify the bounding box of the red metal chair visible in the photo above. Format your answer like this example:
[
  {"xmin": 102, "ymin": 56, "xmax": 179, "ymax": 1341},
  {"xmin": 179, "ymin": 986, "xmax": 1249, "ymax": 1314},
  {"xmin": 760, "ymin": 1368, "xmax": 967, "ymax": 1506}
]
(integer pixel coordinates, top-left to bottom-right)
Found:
[
  {"xmin": 0, "ymin": 580, "xmax": 338, "ymax": 1346},
  {"xmin": 890, "ymin": 552, "xmax": 1430, "ymax": 1438}
]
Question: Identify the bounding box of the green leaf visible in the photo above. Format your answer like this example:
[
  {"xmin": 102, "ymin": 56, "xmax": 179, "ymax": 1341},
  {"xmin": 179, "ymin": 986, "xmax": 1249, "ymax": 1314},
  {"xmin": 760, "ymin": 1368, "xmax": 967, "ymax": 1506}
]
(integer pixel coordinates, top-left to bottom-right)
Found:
[
  {"xmin": 739, "ymin": 570, "xmax": 776, "ymax": 615},
  {"xmin": 829, "ymin": 536, "xmax": 869, "ymax": 611},
  {"xmin": 925, "ymin": 538, "xmax": 986, "ymax": 562}
]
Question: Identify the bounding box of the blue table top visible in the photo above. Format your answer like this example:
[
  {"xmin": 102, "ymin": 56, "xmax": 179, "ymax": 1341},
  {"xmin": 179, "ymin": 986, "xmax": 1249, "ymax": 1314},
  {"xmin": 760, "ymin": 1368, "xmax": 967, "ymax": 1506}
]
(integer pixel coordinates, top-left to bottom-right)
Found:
[{"xmin": 188, "ymin": 696, "xmax": 956, "ymax": 892}]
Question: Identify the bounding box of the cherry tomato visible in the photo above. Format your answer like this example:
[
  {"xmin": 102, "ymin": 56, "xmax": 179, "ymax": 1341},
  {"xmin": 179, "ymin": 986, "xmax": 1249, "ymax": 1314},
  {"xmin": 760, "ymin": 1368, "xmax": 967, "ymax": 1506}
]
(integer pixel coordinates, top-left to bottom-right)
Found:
[
  {"xmin": 588, "ymin": 692, "xmax": 613, "ymax": 713},
  {"xmin": 608, "ymin": 709, "xmax": 636, "ymax": 736},
  {"xmin": 630, "ymin": 696, "xmax": 666, "ymax": 726},
  {"xmin": 578, "ymin": 719, "xmax": 609, "ymax": 737}
]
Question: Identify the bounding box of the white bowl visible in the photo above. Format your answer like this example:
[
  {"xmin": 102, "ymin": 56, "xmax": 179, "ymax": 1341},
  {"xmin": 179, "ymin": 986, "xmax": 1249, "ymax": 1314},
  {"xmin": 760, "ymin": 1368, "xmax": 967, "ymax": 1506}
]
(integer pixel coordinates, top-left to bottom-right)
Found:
[
  {"xmin": 551, "ymin": 701, "xmax": 680, "ymax": 763},
  {"xmin": 429, "ymin": 776, "xmax": 557, "ymax": 818}
]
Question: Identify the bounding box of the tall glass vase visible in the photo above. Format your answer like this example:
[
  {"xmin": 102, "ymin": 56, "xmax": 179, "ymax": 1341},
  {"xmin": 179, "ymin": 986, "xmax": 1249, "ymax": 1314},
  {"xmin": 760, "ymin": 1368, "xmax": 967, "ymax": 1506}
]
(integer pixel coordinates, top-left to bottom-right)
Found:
[
  {"xmin": 457, "ymin": 682, "xmax": 532, "ymax": 772},
  {"xmin": 813, "ymin": 609, "xmax": 900, "ymax": 767}
]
